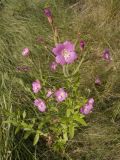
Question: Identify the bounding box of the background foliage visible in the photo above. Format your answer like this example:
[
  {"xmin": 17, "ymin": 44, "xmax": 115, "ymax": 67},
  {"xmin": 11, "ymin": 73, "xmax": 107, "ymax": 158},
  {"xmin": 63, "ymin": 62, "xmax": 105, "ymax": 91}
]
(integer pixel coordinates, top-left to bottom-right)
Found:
[{"xmin": 0, "ymin": 0, "xmax": 120, "ymax": 159}]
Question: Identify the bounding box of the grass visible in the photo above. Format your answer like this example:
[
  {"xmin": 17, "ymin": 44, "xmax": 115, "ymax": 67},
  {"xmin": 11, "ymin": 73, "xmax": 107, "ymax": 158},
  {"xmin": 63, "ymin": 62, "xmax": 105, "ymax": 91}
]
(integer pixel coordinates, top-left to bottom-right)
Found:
[{"xmin": 0, "ymin": 0, "xmax": 120, "ymax": 159}]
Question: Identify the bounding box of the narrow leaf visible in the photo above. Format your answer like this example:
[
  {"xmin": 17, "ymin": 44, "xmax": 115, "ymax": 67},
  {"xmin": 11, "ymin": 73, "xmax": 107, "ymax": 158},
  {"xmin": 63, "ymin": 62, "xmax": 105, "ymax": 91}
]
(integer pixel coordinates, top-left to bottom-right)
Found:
[
  {"xmin": 69, "ymin": 124, "xmax": 75, "ymax": 139},
  {"xmin": 33, "ymin": 133, "xmax": 40, "ymax": 145}
]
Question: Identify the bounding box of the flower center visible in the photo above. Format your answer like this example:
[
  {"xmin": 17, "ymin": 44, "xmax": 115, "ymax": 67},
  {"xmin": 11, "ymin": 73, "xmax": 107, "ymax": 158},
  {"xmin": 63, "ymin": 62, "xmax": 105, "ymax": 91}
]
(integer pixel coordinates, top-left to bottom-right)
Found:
[{"xmin": 62, "ymin": 49, "xmax": 70, "ymax": 60}]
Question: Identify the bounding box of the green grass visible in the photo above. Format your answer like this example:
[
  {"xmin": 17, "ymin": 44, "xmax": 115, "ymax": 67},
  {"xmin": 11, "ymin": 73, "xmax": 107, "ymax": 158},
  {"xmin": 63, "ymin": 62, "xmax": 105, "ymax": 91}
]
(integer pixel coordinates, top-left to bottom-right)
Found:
[{"xmin": 0, "ymin": 0, "xmax": 120, "ymax": 159}]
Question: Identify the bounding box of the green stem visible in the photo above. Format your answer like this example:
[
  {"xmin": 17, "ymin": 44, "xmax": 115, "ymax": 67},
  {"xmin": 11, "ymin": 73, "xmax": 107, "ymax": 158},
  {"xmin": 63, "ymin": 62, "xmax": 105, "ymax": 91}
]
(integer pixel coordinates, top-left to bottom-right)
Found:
[
  {"xmin": 65, "ymin": 51, "xmax": 87, "ymax": 78},
  {"xmin": 71, "ymin": 53, "xmax": 86, "ymax": 76},
  {"xmin": 63, "ymin": 66, "xmax": 68, "ymax": 77},
  {"xmin": 51, "ymin": 23, "xmax": 58, "ymax": 45}
]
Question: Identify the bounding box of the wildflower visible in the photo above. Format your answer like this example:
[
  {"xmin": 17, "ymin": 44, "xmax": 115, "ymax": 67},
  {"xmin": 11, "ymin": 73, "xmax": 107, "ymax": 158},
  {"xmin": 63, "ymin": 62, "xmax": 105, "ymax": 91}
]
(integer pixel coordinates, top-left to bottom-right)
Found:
[
  {"xmin": 52, "ymin": 41, "xmax": 77, "ymax": 65},
  {"xmin": 34, "ymin": 98, "xmax": 46, "ymax": 112},
  {"xmin": 88, "ymin": 98, "xmax": 94, "ymax": 105},
  {"xmin": 55, "ymin": 88, "xmax": 68, "ymax": 102},
  {"xmin": 80, "ymin": 40, "xmax": 85, "ymax": 51},
  {"xmin": 22, "ymin": 48, "xmax": 30, "ymax": 56},
  {"xmin": 46, "ymin": 89, "xmax": 53, "ymax": 98},
  {"xmin": 80, "ymin": 103, "xmax": 93, "ymax": 115},
  {"xmin": 50, "ymin": 61, "xmax": 58, "ymax": 71},
  {"xmin": 32, "ymin": 80, "xmax": 41, "ymax": 93},
  {"xmin": 44, "ymin": 7, "xmax": 52, "ymax": 24},
  {"xmin": 44, "ymin": 7, "xmax": 52, "ymax": 17},
  {"xmin": 102, "ymin": 49, "xmax": 111, "ymax": 61},
  {"xmin": 95, "ymin": 77, "xmax": 101, "ymax": 85},
  {"xmin": 80, "ymin": 98, "xmax": 94, "ymax": 115}
]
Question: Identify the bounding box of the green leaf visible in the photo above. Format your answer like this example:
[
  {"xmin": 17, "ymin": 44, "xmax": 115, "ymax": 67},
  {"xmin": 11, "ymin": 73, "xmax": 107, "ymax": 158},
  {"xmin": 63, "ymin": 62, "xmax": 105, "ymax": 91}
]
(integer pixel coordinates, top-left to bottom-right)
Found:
[
  {"xmin": 21, "ymin": 121, "xmax": 28, "ymax": 127},
  {"xmin": 73, "ymin": 114, "xmax": 87, "ymax": 126},
  {"xmin": 24, "ymin": 131, "xmax": 31, "ymax": 139},
  {"xmin": 79, "ymin": 118, "xmax": 87, "ymax": 126},
  {"xmin": 63, "ymin": 131, "xmax": 68, "ymax": 142},
  {"xmin": 32, "ymin": 118, "xmax": 36, "ymax": 124},
  {"xmin": 69, "ymin": 124, "xmax": 75, "ymax": 139},
  {"xmin": 61, "ymin": 123, "xmax": 67, "ymax": 129},
  {"xmin": 24, "ymin": 127, "xmax": 32, "ymax": 131},
  {"xmin": 3, "ymin": 120, "xmax": 18, "ymax": 126},
  {"xmin": 75, "ymin": 105, "xmax": 82, "ymax": 109},
  {"xmin": 33, "ymin": 133, "xmax": 40, "ymax": 145},
  {"xmin": 23, "ymin": 111, "xmax": 26, "ymax": 119},
  {"xmin": 15, "ymin": 126, "xmax": 20, "ymax": 134},
  {"xmin": 66, "ymin": 109, "xmax": 71, "ymax": 117}
]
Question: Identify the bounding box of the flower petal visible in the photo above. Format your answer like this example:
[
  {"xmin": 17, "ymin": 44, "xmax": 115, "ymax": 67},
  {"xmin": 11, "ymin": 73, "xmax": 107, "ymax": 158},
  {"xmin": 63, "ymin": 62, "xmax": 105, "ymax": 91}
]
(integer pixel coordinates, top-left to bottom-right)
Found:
[
  {"xmin": 56, "ymin": 55, "xmax": 66, "ymax": 65},
  {"xmin": 63, "ymin": 41, "xmax": 75, "ymax": 51},
  {"xmin": 52, "ymin": 44, "xmax": 65, "ymax": 56}
]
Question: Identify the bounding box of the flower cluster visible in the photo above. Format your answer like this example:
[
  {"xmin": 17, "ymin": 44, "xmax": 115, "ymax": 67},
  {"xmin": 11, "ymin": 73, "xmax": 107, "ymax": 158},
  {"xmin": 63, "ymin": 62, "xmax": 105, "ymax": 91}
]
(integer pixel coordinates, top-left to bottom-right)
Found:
[
  {"xmin": 20, "ymin": 7, "xmax": 113, "ymax": 118},
  {"xmin": 32, "ymin": 79, "xmax": 68, "ymax": 112}
]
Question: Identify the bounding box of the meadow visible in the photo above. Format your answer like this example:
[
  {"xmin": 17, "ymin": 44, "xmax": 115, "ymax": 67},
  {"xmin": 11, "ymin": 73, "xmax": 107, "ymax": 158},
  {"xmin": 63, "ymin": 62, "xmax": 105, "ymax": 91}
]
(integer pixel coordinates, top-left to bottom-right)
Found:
[{"xmin": 0, "ymin": 0, "xmax": 120, "ymax": 159}]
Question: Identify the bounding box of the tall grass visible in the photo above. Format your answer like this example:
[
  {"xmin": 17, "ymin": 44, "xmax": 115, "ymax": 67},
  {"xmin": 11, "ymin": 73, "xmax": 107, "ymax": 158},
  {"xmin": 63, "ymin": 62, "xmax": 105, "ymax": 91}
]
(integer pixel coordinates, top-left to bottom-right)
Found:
[{"xmin": 0, "ymin": 0, "xmax": 120, "ymax": 159}]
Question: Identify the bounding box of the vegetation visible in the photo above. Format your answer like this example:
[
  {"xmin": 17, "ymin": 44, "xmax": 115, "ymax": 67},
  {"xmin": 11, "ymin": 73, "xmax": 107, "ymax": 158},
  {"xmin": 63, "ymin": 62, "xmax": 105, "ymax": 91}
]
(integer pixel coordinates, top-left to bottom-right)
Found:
[{"xmin": 0, "ymin": 0, "xmax": 120, "ymax": 159}]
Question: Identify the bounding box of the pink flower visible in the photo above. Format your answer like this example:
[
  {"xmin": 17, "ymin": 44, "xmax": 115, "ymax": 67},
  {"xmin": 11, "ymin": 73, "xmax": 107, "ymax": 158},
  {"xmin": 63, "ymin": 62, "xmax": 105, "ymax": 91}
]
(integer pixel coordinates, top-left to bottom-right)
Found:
[
  {"xmin": 34, "ymin": 98, "xmax": 46, "ymax": 112},
  {"xmin": 95, "ymin": 77, "xmax": 101, "ymax": 85},
  {"xmin": 80, "ymin": 103, "xmax": 93, "ymax": 115},
  {"xmin": 44, "ymin": 8, "xmax": 52, "ymax": 17},
  {"xmin": 88, "ymin": 98, "xmax": 94, "ymax": 105},
  {"xmin": 44, "ymin": 7, "xmax": 52, "ymax": 24},
  {"xmin": 46, "ymin": 89, "xmax": 53, "ymax": 98},
  {"xmin": 80, "ymin": 98, "xmax": 94, "ymax": 115},
  {"xmin": 50, "ymin": 61, "xmax": 58, "ymax": 71},
  {"xmin": 55, "ymin": 88, "xmax": 68, "ymax": 102},
  {"xmin": 22, "ymin": 48, "xmax": 30, "ymax": 56},
  {"xmin": 102, "ymin": 49, "xmax": 111, "ymax": 61},
  {"xmin": 32, "ymin": 80, "xmax": 41, "ymax": 93},
  {"xmin": 80, "ymin": 40, "xmax": 85, "ymax": 51},
  {"xmin": 52, "ymin": 41, "xmax": 77, "ymax": 65}
]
